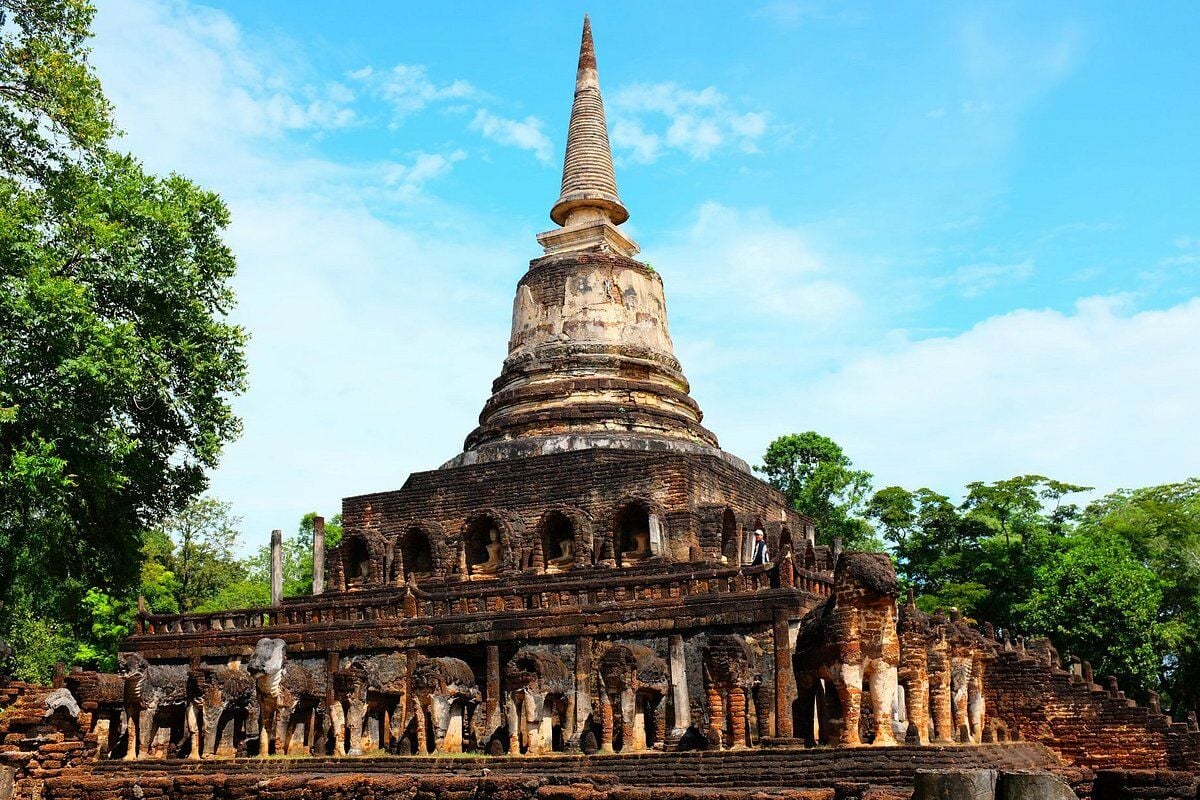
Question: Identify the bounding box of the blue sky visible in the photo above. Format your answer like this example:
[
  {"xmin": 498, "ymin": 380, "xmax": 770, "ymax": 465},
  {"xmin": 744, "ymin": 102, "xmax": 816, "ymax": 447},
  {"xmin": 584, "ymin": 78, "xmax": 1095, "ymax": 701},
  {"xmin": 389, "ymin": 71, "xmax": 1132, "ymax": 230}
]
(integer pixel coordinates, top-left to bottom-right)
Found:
[{"xmin": 87, "ymin": 1, "xmax": 1199, "ymax": 551}]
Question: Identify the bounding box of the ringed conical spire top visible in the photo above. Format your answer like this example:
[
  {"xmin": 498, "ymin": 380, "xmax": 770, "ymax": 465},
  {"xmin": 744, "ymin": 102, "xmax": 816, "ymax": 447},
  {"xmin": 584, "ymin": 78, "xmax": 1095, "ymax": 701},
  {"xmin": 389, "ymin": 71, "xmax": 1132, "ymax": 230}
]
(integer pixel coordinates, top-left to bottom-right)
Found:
[
  {"xmin": 550, "ymin": 15, "xmax": 627, "ymax": 226},
  {"xmin": 538, "ymin": 16, "xmax": 638, "ymax": 257}
]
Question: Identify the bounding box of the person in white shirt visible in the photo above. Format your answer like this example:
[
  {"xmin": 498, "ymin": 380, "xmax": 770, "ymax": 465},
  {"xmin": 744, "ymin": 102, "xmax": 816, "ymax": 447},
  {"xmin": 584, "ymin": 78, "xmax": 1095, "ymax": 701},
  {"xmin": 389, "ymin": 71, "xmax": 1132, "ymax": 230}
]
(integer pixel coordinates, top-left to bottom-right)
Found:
[{"xmin": 749, "ymin": 529, "xmax": 769, "ymax": 566}]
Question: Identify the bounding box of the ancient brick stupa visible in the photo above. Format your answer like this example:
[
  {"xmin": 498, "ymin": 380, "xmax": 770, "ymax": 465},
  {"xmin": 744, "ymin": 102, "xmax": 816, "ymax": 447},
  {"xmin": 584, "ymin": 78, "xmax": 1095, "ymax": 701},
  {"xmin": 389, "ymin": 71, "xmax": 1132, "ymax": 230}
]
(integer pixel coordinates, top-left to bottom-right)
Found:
[
  {"xmin": 0, "ymin": 16, "xmax": 1196, "ymax": 800},
  {"xmin": 450, "ymin": 15, "xmax": 727, "ymax": 470}
]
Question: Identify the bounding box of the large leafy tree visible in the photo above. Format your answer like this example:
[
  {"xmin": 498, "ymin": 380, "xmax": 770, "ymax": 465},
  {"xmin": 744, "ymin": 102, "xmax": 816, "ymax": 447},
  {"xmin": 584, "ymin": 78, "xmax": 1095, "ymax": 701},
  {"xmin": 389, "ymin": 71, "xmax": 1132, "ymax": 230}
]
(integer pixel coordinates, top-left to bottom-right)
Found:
[
  {"xmin": 758, "ymin": 432, "xmax": 879, "ymax": 549},
  {"xmin": 0, "ymin": 0, "xmax": 246, "ymax": 677}
]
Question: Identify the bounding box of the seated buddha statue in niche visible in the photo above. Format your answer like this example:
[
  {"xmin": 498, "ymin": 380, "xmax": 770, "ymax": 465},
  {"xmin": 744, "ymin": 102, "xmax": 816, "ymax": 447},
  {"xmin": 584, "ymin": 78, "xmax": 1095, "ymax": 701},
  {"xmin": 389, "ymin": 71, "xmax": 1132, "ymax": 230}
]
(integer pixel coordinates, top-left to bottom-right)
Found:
[
  {"xmin": 621, "ymin": 529, "xmax": 651, "ymax": 564},
  {"xmin": 471, "ymin": 528, "xmax": 504, "ymax": 576},
  {"xmin": 547, "ymin": 536, "xmax": 576, "ymax": 570}
]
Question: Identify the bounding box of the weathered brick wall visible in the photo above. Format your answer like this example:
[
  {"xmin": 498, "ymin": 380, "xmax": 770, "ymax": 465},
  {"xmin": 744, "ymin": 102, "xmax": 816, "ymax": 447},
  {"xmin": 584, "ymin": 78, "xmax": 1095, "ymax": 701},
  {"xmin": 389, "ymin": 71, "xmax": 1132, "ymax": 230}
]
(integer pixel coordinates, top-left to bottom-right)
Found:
[
  {"xmin": 338, "ymin": 450, "xmax": 811, "ymax": 586},
  {"xmin": 983, "ymin": 650, "xmax": 1200, "ymax": 773},
  {"xmin": 0, "ymin": 679, "xmax": 94, "ymax": 797}
]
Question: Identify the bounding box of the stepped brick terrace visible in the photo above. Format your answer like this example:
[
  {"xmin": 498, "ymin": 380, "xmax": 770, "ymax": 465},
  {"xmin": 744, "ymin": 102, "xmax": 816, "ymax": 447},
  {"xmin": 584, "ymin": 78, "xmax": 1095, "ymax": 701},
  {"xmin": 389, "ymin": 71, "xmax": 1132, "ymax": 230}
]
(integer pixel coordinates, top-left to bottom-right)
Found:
[{"xmin": 1, "ymin": 15, "xmax": 1197, "ymax": 800}]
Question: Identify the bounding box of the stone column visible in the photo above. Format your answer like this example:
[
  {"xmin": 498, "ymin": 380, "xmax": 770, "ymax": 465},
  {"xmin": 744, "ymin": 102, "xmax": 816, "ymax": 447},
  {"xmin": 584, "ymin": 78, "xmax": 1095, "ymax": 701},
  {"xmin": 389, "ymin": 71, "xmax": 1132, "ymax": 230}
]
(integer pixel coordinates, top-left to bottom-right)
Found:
[
  {"xmin": 968, "ymin": 661, "xmax": 985, "ymax": 743},
  {"xmin": 486, "ymin": 645, "xmax": 501, "ymax": 738},
  {"xmin": 312, "ymin": 516, "xmax": 326, "ymax": 595},
  {"xmin": 668, "ymin": 635, "xmax": 690, "ymax": 738},
  {"xmin": 574, "ymin": 637, "xmax": 594, "ymax": 745},
  {"xmin": 773, "ymin": 610, "xmax": 795, "ymax": 738},
  {"xmin": 270, "ymin": 529, "xmax": 283, "ymax": 607},
  {"xmin": 951, "ymin": 654, "xmax": 971, "ymax": 741},
  {"xmin": 324, "ymin": 651, "xmax": 340, "ymax": 756},
  {"xmin": 653, "ymin": 699, "xmax": 667, "ymax": 748}
]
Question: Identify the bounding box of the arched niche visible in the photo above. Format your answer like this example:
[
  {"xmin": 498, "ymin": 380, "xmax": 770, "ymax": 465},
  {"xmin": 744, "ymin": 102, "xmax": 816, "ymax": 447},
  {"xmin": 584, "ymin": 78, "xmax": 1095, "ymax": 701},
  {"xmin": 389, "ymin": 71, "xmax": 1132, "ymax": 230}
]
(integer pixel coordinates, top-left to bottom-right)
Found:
[
  {"xmin": 343, "ymin": 536, "xmax": 371, "ymax": 588},
  {"xmin": 397, "ymin": 526, "xmax": 434, "ymax": 582},
  {"xmin": 462, "ymin": 512, "xmax": 510, "ymax": 578},
  {"xmin": 614, "ymin": 502, "xmax": 652, "ymax": 567},
  {"xmin": 539, "ymin": 510, "xmax": 577, "ymax": 572},
  {"xmin": 779, "ymin": 525, "xmax": 795, "ymax": 560},
  {"xmin": 720, "ymin": 508, "xmax": 738, "ymax": 564}
]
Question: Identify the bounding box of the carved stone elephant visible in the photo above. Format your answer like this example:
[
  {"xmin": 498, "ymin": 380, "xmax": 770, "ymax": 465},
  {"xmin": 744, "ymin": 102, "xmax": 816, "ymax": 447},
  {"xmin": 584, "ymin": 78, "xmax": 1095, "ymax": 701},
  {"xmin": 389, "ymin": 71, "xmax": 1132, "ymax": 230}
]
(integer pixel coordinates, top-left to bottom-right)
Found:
[
  {"xmin": 332, "ymin": 652, "xmax": 407, "ymax": 755},
  {"xmin": 794, "ymin": 552, "xmax": 901, "ymax": 746},
  {"xmin": 504, "ymin": 648, "xmax": 573, "ymax": 754},
  {"xmin": 245, "ymin": 637, "xmax": 325, "ymax": 757},
  {"xmin": 702, "ymin": 634, "xmax": 761, "ymax": 749},
  {"xmin": 116, "ymin": 652, "xmax": 191, "ymax": 759},
  {"xmin": 412, "ymin": 656, "xmax": 480, "ymax": 753},
  {"xmin": 189, "ymin": 664, "xmax": 255, "ymax": 758},
  {"xmin": 598, "ymin": 643, "xmax": 669, "ymax": 753}
]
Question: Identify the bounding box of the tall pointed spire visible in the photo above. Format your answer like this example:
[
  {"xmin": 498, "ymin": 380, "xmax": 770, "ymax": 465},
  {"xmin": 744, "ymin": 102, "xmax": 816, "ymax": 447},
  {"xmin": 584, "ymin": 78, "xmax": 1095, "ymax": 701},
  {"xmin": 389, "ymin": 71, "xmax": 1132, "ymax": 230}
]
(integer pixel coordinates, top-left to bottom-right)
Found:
[{"xmin": 538, "ymin": 15, "xmax": 638, "ymax": 257}]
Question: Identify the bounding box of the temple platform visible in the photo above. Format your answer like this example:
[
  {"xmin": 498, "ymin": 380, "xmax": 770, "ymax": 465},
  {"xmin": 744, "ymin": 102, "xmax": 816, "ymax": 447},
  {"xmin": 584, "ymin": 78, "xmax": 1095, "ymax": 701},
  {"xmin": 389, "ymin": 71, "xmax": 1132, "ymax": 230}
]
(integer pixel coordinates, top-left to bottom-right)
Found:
[{"xmin": 73, "ymin": 744, "xmax": 1067, "ymax": 796}]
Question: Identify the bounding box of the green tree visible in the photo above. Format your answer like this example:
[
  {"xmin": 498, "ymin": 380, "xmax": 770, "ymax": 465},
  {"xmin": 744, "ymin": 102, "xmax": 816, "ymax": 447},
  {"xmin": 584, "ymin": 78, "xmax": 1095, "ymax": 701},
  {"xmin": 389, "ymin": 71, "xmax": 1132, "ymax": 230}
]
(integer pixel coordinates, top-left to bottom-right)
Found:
[
  {"xmin": 0, "ymin": 0, "xmax": 247, "ymax": 669},
  {"xmin": 1076, "ymin": 480, "xmax": 1200, "ymax": 716},
  {"xmin": 758, "ymin": 432, "xmax": 879, "ymax": 549},
  {"xmin": 1020, "ymin": 529, "xmax": 1165, "ymax": 694},
  {"xmin": 196, "ymin": 512, "xmax": 342, "ymax": 612},
  {"xmin": 148, "ymin": 498, "xmax": 246, "ymax": 612}
]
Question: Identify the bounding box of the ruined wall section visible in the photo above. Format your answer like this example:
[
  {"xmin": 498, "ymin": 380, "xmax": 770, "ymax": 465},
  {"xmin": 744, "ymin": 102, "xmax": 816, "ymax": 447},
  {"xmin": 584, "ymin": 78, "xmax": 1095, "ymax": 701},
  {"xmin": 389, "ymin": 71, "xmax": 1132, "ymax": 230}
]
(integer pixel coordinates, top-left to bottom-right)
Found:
[{"xmin": 983, "ymin": 648, "xmax": 1200, "ymax": 774}]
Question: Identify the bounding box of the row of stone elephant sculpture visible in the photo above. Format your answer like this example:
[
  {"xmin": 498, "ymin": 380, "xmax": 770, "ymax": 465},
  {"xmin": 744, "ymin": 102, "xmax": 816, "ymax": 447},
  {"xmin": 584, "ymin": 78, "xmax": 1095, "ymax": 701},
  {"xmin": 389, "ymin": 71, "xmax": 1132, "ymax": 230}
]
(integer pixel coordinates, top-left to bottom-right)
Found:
[{"xmin": 101, "ymin": 638, "xmax": 480, "ymax": 759}]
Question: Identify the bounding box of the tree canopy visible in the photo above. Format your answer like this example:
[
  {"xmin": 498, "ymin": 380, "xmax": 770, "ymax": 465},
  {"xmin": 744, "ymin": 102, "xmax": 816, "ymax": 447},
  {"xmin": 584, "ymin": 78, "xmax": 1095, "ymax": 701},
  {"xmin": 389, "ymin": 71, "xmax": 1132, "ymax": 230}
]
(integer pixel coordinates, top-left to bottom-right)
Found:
[{"xmin": 0, "ymin": 0, "xmax": 246, "ymax": 674}]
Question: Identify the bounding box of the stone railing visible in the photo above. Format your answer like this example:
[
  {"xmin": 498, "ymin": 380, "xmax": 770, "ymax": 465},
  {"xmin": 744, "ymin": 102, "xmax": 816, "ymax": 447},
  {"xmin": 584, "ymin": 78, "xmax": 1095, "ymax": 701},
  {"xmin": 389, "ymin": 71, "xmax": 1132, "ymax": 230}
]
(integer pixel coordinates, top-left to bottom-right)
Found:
[{"xmin": 133, "ymin": 560, "xmax": 832, "ymax": 637}]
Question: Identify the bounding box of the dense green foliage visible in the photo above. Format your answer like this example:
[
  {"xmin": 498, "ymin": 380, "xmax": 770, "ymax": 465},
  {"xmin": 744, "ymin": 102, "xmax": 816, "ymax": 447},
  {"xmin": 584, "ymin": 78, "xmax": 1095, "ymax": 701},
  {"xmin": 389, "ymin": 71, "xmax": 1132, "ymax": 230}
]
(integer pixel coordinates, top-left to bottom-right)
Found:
[
  {"xmin": 0, "ymin": 0, "xmax": 246, "ymax": 678},
  {"xmin": 757, "ymin": 432, "xmax": 879, "ymax": 549},
  {"xmin": 761, "ymin": 432, "xmax": 1200, "ymax": 718}
]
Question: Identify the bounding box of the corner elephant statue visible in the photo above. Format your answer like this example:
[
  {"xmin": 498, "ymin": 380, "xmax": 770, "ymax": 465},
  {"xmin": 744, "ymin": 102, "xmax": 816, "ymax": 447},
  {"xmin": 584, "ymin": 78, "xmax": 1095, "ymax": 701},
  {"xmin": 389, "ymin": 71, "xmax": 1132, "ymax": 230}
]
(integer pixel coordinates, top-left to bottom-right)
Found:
[{"xmin": 794, "ymin": 552, "xmax": 901, "ymax": 746}]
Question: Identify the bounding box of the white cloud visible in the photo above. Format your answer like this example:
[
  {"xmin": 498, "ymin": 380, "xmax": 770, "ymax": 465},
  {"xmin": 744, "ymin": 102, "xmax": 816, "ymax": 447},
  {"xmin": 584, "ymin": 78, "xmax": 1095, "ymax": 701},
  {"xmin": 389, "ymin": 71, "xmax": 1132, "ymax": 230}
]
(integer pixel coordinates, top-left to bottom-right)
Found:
[
  {"xmin": 469, "ymin": 109, "xmax": 554, "ymax": 163},
  {"xmin": 794, "ymin": 296, "xmax": 1200, "ymax": 495},
  {"xmin": 89, "ymin": 0, "xmax": 523, "ymax": 549},
  {"xmin": 91, "ymin": 0, "xmax": 357, "ymax": 173},
  {"xmin": 937, "ymin": 259, "xmax": 1034, "ymax": 297},
  {"xmin": 648, "ymin": 202, "xmax": 860, "ymax": 320},
  {"xmin": 611, "ymin": 119, "xmax": 661, "ymax": 163},
  {"xmin": 610, "ymin": 83, "xmax": 770, "ymax": 162},
  {"xmin": 382, "ymin": 150, "xmax": 467, "ymax": 199},
  {"xmin": 354, "ymin": 63, "xmax": 476, "ymax": 121}
]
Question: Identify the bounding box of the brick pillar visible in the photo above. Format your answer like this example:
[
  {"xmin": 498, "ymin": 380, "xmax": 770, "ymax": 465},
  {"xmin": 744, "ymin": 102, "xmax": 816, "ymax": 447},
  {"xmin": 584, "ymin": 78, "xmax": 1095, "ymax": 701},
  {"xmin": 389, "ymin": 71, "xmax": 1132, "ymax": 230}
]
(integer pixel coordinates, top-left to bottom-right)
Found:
[
  {"xmin": 706, "ymin": 684, "xmax": 724, "ymax": 748},
  {"xmin": 575, "ymin": 637, "xmax": 593, "ymax": 746},
  {"xmin": 928, "ymin": 646, "xmax": 953, "ymax": 743},
  {"xmin": 653, "ymin": 698, "xmax": 667, "ymax": 748},
  {"xmin": 270, "ymin": 529, "xmax": 283, "ymax": 606},
  {"xmin": 729, "ymin": 686, "xmax": 748, "ymax": 749},
  {"xmin": 668, "ymin": 635, "xmax": 690, "ymax": 739},
  {"xmin": 773, "ymin": 610, "xmax": 794, "ymax": 738},
  {"xmin": 754, "ymin": 686, "xmax": 771, "ymax": 742},
  {"xmin": 599, "ymin": 692, "xmax": 614, "ymax": 753},
  {"xmin": 312, "ymin": 516, "xmax": 325, "ymax": 595},
  {"xmin": 486, "ymin": 645, "xmax": 501, "ymax": 738}
]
